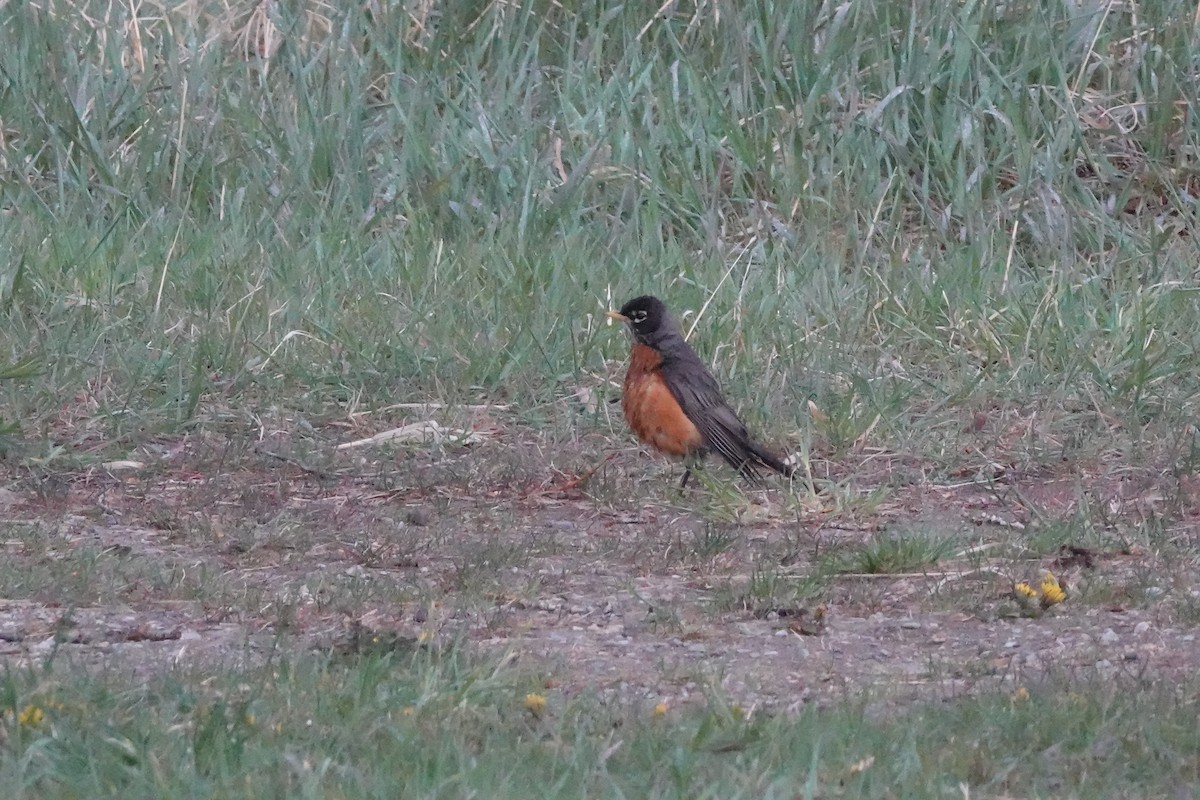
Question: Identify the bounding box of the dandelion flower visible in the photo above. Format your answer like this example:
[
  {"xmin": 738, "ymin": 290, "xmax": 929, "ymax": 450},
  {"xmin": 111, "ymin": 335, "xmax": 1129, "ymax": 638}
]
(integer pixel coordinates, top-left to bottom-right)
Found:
[
  {"xmin": 1040, "ymin": 572, "xmax": 1066, "ymax": 607},
  {"xmin": 652, "ymin": 702, "xmax": 668, "ymax": 717},
  {"xmin": 524, "ymin": 693, "xmax": 547, "ymax": 717},
  {"xmin": 17, "ymin": 705, "xmax": 43, "ymax": 727}
]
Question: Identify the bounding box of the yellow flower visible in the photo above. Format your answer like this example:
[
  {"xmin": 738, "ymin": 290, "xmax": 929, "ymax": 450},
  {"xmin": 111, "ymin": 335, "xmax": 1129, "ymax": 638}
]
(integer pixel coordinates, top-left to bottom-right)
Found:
[
  {"xmin": 1040, "ymin": 572, "xmax": 1066, "ymax": 607},
  {"xmin": 523, "ymin": 693, "xmax": 547, "ymax": 717},
  {"xmin": 17, "ymin": 705, "xmax": 44, "ymax": 727},
  {"xmin": 1014, "ymin": 581, "xmax": 1038, "ymax": 599},
  {"xmin": 1011, "ymin": 687, "xmax": 1029, "ymax": 704},
  {"xmin": 652, "ymin": 702, "xmax": 668, "ymax": 717}
]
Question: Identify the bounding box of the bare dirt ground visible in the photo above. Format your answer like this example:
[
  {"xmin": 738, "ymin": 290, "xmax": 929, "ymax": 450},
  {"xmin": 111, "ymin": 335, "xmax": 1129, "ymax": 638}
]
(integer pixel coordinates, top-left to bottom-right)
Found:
[{"xmin": 3, "ymin": 413, "xmax": 1199, "ymax": 710}]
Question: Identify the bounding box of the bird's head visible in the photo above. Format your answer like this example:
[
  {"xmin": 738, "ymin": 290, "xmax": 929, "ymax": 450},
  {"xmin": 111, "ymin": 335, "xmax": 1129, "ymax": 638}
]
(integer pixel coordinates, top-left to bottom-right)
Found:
[{"xmin": 607, "ymin": 295, "xmax": 677, "ymax": 346}]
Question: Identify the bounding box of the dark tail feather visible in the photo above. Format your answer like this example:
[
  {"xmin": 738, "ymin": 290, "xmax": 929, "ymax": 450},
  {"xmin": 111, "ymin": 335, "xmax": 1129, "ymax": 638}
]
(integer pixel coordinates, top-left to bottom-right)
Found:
[
  {"xmin": 747, "ymin": 441, "xmax": 794, "ymax": 479},
  {"xmin": 724, "ymin": 441, "xmax": 794, "ymax": 483}
]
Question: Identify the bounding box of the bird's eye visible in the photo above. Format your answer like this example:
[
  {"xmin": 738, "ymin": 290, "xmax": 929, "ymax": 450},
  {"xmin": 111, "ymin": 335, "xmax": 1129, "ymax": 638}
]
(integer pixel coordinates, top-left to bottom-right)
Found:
[{"xmin": 631, "ymin": 310, "xmax": 647, "ymax": 323}]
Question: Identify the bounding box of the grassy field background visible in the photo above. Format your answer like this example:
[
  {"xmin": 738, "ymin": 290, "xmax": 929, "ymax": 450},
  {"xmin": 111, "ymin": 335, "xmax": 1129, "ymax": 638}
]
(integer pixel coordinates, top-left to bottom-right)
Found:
[{"xmin": 2, "ymin": 0, "xmax": 1200, "ymax": 796}]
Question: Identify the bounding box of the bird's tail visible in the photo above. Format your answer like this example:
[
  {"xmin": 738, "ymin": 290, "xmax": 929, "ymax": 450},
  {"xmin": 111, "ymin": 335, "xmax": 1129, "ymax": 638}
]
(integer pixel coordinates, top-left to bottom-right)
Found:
[{"xmin": 747, "ymin": 441, "xmax": 794, "ymax": 479}]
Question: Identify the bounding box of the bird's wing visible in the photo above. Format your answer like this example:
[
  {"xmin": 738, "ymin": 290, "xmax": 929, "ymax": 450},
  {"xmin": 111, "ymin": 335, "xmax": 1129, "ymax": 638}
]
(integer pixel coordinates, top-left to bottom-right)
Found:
[{"xmin": 658, "ymin": 348, "xmax": 762, "ymax": 479}]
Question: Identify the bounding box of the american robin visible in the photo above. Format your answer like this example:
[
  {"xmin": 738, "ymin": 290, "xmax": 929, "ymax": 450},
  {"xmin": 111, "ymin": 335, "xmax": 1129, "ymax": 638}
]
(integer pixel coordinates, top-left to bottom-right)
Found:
[{"xmin": 607, "ymin": 295, "xmax": 794, "ymax": 486}]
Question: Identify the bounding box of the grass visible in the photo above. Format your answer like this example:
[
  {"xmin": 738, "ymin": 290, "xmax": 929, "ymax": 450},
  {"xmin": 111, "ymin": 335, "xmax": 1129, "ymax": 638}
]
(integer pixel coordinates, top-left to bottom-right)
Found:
[
  {"xmin": 2, "ymin": 0, "xmax": 1199, "ymax": 469},
  {"xmin": 713, "ymin": 560, "xmax": 829, "ymax": 618},
  {"xmin": 0, "ymin": 520, "xmax": 246, "ymax": 607},
  {"xmin": 824, "ymin": 531, "xmax": 956, "ymax": 576},
  {"xmin": 2, "ymin": 647, "xmax": 1199, "ymax": 798},
  {"xmin": 4, "ymin": 0, "xmax": 1200, "ymax": 796}
]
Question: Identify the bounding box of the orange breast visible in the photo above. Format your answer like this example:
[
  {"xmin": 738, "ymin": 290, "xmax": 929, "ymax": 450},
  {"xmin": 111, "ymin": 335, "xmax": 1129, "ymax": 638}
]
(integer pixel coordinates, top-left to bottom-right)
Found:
[{"xmin": 622, "ymin": 344, "xmax": 704, "ymax": 457}]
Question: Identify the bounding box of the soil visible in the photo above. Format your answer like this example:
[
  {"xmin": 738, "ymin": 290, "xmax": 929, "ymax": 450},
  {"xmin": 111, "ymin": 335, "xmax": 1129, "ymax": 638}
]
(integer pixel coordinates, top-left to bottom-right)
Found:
[{"xmin": 2, "ymin": 418, "xmax": 1198, "ymax": 711}]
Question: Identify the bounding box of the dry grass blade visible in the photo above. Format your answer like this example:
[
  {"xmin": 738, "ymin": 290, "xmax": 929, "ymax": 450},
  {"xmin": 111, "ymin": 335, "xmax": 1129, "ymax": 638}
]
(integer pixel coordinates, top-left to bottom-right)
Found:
[{"xmin": 336, "ymin": 421, "xmax": 491, "ymax": 449}]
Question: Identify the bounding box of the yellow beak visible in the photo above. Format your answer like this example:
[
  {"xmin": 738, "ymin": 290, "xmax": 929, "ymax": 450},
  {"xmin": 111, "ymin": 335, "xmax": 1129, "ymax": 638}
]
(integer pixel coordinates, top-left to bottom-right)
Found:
[{"xmin": 606, "ymin": 310, "xmax": 628, "ymax": 322}]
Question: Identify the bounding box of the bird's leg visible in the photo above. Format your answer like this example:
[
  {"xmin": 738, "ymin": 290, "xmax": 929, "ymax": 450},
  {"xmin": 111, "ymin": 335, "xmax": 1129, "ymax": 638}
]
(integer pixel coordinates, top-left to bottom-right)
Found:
[
  {"xmin": 678, "ymin": 467, "xmax": 693, "ymax": 491},
  {"xmin": 678, "ymin": 454, "xmax": 704, "ymax": 492}
]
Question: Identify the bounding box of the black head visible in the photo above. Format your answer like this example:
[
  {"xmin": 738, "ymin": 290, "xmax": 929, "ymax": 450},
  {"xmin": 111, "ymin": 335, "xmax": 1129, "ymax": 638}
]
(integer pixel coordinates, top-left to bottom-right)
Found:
[{"xmin": 609, "ymin": 295, "xmax": 680, "ymax": 346}]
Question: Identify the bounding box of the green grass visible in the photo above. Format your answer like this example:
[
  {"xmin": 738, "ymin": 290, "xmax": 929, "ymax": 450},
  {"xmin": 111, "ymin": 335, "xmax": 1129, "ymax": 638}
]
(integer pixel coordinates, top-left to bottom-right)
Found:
[
  {"xmin": 4, "ymin": 1, "xmax": 1200, "ymax": 797},
  {"xmin": 2, "ymin": 647, "xmax": 1198, "ymax": 798},
  {"xmin": 713, "ymin": 560, "xmax": 829, "ymax": 616},
  {"xmin": 0, "ymin": 520, "xmax": 247, "ymax": 607},
  {"xmin": 2, "ymin": 0, "xmax": 1199, "ymax": 470},
  {"xmin": 824, "ymin": 531, "xmax": 956, "ymax": 575}
]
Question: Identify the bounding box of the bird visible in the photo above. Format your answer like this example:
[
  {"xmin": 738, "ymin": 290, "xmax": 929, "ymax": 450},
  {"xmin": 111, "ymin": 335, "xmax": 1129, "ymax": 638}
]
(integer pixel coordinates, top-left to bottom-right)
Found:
[{"xmin": 607, "ymin": 295, "xmax": 794, "ymax": 487}]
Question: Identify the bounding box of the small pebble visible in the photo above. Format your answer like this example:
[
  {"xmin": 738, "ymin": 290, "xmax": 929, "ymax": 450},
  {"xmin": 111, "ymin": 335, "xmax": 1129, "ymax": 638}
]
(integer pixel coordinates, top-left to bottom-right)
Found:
[
  {"xmin": 1100, "ymin": 628, "xmax": 1120, "ymax": 646},
  {"xmin": 1134, "ymin": 621, "xmax": 1151, "ymax": 635},
  {"xmin": 405, "ymin": 507, "xmax": 433, "ymax": 526}
]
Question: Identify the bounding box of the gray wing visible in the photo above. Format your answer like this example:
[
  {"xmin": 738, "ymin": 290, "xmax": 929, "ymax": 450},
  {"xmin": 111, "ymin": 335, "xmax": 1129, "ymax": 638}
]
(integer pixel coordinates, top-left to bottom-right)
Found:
[
  {"xmin": 658, "ymin": 346, "xmax": 764, "ymax": 480},
  {"xmin": 659, "ymin": 340, "xmax": 794, "ymax": 481}
]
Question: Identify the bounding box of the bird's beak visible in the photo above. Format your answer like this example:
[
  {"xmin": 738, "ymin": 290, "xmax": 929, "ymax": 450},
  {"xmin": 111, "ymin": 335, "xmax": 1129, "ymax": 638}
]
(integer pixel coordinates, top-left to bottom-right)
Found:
[{"xmin": 606, "ymin": 310, "xmax": 628, "ymax": 323}]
